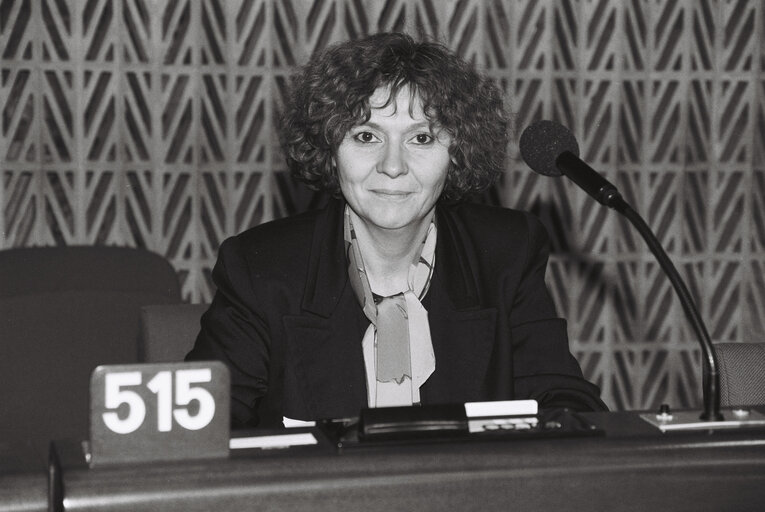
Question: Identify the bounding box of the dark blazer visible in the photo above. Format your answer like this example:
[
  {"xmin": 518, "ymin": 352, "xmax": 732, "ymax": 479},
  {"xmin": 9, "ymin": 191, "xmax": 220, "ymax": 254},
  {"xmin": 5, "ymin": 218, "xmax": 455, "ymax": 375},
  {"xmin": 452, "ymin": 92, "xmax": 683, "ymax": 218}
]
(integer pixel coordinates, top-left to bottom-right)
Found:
[{"xmin": 187, "ymin": 199, "xmax": 606, "ymax": 427}]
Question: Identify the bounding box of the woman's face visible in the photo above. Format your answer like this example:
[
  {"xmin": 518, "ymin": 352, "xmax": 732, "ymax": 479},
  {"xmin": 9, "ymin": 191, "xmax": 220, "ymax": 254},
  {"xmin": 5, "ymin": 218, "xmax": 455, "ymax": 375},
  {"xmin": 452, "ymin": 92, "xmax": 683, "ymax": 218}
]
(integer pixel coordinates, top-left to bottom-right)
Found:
[{"xmin": 334, "ymin": 86, "xmax": 452, "ymax": 233}]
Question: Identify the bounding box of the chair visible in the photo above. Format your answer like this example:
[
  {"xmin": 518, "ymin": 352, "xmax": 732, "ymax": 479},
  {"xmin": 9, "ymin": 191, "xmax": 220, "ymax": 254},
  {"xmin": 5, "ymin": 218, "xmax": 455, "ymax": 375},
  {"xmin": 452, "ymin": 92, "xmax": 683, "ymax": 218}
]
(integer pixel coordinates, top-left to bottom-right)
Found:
[
  {"xmin": 713, "ymin": 342, "xmax": 765, "ymax": 407},
  {"xmin": 139, "ymin": 303, "xmax": 209, "ymax": 362},
  {"xmin": 0, "ymin": 245, "xmax": 182, "ymax": 462}
]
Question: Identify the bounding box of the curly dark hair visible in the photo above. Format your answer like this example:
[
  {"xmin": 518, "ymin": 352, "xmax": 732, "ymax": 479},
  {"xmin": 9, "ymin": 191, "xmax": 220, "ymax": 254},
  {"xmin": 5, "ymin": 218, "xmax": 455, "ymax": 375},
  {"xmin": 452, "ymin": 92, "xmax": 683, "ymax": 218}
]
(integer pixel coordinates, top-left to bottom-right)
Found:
[{"xmin": 280, "ymin": 32, "xmax": 509, "ymax": 201}]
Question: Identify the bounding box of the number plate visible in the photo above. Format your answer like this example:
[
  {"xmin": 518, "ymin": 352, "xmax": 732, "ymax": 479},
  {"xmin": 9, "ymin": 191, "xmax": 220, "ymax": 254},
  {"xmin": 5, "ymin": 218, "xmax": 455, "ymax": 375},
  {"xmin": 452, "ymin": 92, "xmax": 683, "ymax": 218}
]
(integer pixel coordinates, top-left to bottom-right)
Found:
[{"xmin": 89, "ymin": 361, "xmax": 230, "ymax": 467}]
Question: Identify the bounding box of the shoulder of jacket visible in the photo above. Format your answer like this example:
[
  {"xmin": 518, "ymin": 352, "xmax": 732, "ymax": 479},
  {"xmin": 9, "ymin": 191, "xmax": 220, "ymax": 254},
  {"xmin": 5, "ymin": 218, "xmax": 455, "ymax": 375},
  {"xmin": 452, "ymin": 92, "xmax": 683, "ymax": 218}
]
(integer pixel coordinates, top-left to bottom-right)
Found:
[
  {"xmin": 230, "ymin": 208, "xmax": 319, "ymax": 246},
  {"xmin": 442, "ymin": 201, "xmax": 538, "ymax": 232},
  {"xmin": 214, "ymin": 208, "xmax": 322, "ymax": 276}
]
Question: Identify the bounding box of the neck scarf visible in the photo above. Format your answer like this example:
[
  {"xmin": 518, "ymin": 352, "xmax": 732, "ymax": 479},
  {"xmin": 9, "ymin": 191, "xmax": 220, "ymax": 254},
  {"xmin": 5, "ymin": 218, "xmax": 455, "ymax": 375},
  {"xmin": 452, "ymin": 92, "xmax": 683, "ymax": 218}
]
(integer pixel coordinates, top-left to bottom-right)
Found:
[{"xmin": 344, "ymin": 207, "xmax": 437, "ymax": 407}]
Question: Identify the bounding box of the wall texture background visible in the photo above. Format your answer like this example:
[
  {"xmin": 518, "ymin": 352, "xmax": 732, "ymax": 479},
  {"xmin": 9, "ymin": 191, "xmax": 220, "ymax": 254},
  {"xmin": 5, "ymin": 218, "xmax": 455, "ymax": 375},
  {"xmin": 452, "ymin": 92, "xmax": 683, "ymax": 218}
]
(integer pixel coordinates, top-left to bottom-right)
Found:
[{"xmin": 2, "ymin": 0, "xmax": 764, "ymax": 411}]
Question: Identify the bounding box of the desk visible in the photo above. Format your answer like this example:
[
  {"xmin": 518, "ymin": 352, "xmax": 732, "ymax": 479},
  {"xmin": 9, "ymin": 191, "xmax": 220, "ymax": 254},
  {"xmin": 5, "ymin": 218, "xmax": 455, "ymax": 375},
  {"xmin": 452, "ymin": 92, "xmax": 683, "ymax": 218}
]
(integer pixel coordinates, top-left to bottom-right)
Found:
[
  {"xmin": 0, "ymin": 441, "xmax": 47, "ymax": 512},
  {"xmin": 45, "ymin": 411, "xmax": 765, "ymax": 511}
]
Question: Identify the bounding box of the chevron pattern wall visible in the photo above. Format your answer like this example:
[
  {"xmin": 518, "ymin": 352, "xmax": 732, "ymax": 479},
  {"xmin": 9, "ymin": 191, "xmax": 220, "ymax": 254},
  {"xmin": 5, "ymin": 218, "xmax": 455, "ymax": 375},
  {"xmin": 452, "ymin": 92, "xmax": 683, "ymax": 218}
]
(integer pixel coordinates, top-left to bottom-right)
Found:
[{"xmin": 2, "ymin": 0, "xmax": 764, "ymax": 411}]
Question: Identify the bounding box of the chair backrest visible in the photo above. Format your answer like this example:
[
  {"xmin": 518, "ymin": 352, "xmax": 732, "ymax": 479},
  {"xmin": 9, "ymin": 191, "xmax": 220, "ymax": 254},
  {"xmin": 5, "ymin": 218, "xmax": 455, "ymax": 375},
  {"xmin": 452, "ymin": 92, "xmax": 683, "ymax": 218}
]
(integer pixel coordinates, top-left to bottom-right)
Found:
[
  {"xmin": 140, "ymin": 303, "xmax": 208, "ymax": 362},
  {"xmin": 714, "ymin": 342, "xmax": 765, "ymax": 407},
  {"xmin": 0, "ymin": 245, "xmax": 182, "ymax": 462}
]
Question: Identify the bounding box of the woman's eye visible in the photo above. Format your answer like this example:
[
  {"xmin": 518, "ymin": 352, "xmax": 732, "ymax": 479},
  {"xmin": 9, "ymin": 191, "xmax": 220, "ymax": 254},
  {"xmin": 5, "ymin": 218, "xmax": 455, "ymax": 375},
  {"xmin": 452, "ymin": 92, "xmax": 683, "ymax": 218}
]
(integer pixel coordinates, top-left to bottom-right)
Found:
[
  {"xmin": 412, "ymin": 133, "xmax": 434, "ymax": 145},
  {"xmin": 353, "ymin": 132, "xmax": 378, "ymax": 143}
]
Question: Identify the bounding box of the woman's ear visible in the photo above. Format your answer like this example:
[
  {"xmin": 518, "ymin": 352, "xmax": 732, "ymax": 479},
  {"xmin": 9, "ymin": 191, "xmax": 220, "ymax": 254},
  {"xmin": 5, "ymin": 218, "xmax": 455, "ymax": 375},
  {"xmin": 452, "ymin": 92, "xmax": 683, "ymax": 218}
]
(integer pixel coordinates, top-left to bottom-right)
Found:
[
  {"xmin": 447, "ymin": 141, "xmax": 459, "ymax": 167},
  {"xmin": 325, "ymin": 154, "xmax": 338, "ymax": 179}
]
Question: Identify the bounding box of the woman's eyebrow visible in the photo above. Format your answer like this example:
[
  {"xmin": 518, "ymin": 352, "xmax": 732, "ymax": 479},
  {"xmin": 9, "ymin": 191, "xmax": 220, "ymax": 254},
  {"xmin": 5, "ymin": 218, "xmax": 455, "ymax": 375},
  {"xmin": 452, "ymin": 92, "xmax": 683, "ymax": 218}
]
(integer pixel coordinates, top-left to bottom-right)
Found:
[
  {"xmin": 353, "ymin": 120, "xmax": 433, "ymax": 131},
  {"xmin": 407, "ymin": 121, "xmax": 432, "ymax": 131}
]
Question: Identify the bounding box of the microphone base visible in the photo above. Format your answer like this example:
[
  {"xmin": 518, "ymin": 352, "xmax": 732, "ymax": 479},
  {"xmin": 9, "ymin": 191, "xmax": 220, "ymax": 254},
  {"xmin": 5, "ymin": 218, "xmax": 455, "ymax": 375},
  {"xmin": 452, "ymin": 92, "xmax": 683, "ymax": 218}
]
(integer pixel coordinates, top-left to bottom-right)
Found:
[{"xmin": 640, "ymin": 407, "xmax": 765, "ymax": 433}]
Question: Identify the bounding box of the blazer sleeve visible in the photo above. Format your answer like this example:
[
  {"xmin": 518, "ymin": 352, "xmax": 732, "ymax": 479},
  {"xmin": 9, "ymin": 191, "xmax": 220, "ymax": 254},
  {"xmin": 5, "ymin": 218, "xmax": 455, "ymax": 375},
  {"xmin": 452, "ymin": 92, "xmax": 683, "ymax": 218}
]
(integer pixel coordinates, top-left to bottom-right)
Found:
[
  {"xmin": 185, "ymin": 235, "xmax": 271, "ymax": 427},
  {"xmin": 509, "ymin": 214, "xmax": 608, "ymax": 412}
]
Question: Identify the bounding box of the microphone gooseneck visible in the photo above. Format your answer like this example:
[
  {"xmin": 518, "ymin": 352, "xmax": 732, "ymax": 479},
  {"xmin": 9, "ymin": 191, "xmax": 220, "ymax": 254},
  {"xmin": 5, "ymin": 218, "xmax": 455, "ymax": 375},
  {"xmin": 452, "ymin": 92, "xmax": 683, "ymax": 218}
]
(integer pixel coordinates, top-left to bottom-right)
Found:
[{"xmin": 520, "ymin": 120, "xmax": 722, "ymax": 422}]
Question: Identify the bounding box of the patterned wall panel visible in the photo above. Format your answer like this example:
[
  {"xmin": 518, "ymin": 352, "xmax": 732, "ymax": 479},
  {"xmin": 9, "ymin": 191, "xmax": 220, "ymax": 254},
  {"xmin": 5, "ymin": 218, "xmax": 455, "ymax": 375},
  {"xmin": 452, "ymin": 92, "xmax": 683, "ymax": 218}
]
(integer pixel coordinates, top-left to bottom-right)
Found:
[{"xmin": 2, "ymin": 0, "xmax": 764, "ymax": 411}]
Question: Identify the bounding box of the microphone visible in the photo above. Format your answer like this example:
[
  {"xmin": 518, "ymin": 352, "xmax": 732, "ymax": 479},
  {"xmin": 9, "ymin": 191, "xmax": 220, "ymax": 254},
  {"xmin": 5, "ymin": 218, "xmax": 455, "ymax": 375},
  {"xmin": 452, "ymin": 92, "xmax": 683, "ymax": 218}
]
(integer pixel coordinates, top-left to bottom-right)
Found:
[
  {"xmin": 520, "ymin": 120, "xmax": 724, "ymax": 424},
  {"xmin": 519, "ymin": 120, "xmax": 623, "ymax": 208}
]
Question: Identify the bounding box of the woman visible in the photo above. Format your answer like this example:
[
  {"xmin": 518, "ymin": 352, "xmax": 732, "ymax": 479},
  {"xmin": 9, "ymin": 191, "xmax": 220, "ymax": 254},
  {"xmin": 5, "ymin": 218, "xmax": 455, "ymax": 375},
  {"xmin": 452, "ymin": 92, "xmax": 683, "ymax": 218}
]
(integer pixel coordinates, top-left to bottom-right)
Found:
[{"xmin": 187, "ymin": 32, "xmax": 606, "ymax": 428}]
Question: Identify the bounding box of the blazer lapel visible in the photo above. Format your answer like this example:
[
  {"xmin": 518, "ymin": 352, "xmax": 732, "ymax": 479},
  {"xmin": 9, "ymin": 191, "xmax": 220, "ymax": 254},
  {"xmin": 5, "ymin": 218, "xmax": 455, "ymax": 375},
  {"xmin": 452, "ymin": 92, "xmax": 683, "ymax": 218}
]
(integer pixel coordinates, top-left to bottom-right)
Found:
[
  {"xmin": 283, "ymin": 199, "xmax": 368, "ymax": 419},
  {"xmin": 301, "ymin": 198, "xmax": 348, "ymax": 317},
  {"xmin": 420, "ymin": 205, "xmax": 498, "ymax": 404},
  {"xmin": 282, "ymin": 292, "xmax": 368, "ymax": 420}
]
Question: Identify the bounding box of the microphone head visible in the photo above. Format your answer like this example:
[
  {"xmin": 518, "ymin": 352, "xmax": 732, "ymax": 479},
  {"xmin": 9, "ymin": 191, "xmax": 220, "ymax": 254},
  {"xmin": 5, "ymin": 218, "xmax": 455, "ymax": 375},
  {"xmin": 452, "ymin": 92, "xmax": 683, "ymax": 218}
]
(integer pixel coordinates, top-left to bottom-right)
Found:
[{"xmin": 519, "ymin": 120, "xmax": 580, "ymax": 177}]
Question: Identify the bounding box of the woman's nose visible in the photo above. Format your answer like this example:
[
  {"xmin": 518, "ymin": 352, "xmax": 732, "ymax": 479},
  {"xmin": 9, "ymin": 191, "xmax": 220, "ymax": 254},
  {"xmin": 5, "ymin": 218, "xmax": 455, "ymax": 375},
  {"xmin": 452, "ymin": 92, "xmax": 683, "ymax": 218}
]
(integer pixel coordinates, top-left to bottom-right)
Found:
[{"xmin": 378, "ymin": 142, "xmax": 407, "ymax": 177}]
